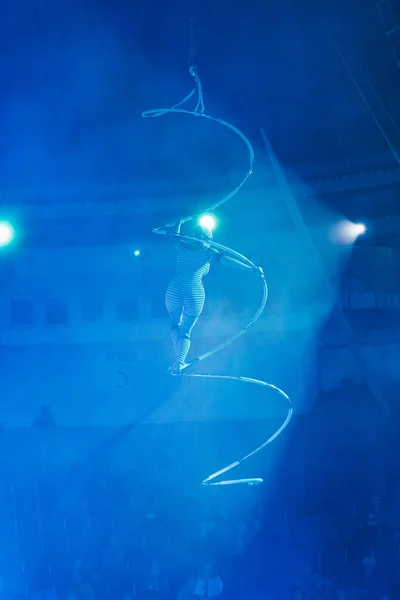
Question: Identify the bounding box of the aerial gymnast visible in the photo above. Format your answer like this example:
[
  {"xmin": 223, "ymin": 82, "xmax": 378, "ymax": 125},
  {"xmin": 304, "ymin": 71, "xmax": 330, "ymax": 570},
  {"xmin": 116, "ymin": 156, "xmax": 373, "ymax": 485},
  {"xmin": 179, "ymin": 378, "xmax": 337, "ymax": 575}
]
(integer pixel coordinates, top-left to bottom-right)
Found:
[
  {"xmin": 142, "ymin": 65, "xmax": 292, "ymax": 486},
  {"xmin": 165, "ymin": 218, "xmax": 263, "ymax": 374}
]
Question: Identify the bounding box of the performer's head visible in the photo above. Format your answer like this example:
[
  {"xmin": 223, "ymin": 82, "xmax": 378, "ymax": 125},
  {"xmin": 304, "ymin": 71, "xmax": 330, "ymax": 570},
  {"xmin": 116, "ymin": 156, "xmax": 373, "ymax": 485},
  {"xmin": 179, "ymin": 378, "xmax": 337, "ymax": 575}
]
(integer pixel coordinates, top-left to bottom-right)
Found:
[{"xmin": 192, "ymin": 224, "xmax": 213, "ymax": 248}]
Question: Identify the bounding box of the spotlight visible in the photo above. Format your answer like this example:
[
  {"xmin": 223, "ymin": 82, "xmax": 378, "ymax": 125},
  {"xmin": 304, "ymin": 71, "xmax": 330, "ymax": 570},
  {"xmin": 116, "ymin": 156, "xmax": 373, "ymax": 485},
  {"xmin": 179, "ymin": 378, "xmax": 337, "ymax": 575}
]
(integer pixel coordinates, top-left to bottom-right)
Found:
[
  {"xmin": 331, "ymin": 220, "xmax": 367, "ymax": 245},
  {"xmin": 199, "ymin": 214, "xmax": 216, "ymax": 231},
  {"xmin": 134, "ymin": 249, "xmax": 140, "ymax": 257},
  {"xmin": 353, "ymin": 223, "xmax": 366, "ymax": 235},
  {"xmin": 0, "ymin": 222, "xmax": 15, "ymax": 247}
]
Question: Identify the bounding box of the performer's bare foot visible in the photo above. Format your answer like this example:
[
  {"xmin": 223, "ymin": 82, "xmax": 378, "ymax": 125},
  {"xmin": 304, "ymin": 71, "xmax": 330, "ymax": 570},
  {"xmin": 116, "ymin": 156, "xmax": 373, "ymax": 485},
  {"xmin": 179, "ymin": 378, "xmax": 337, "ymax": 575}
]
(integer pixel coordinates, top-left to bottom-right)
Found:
[{"xmin": 167, "ymin": 361, "xmax": 188, "ymax": 375}]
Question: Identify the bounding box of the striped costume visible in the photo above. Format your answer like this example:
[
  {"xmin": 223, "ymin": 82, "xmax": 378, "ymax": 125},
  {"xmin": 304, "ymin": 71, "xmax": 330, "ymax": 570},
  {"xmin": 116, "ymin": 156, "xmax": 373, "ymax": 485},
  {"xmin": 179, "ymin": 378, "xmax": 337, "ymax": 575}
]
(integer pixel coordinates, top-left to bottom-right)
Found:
[{"xmin": 166, "ymin": 242, "xmax": 212, "ymax": 370}]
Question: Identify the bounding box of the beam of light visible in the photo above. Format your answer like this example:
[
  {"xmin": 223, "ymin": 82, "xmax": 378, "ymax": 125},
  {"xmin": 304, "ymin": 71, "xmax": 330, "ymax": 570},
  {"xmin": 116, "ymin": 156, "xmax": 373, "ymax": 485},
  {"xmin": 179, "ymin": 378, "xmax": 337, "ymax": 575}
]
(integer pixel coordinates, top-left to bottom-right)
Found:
[
  {"xmin": 330, "ymin": 220, "xmax": 367, "ymax": 245},
  {"xmin": 353, "ymin": 223, "xmax": 366, "ymax": 235},
  {"xmin": 199, "ymin": 214, "xmax": 217, "ymax": 231},
  {"xmin": 0, "ymin": 222, "xmax": 15, "ymax": 247}
]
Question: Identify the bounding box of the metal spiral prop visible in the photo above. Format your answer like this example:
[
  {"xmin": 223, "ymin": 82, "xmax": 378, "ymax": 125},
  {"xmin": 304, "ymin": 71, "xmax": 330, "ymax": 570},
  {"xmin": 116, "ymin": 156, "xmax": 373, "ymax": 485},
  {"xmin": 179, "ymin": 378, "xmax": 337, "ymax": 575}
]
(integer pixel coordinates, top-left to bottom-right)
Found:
[{"xmin": 142, "ymin": 67, "xmax": 293, "ymax": 486}]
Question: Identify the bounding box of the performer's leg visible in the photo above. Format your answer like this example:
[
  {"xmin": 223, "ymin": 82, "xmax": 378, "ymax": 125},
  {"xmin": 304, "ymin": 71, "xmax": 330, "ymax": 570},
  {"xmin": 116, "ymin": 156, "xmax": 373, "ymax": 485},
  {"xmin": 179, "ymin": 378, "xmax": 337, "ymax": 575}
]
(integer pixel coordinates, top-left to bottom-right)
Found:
[
  {"xmin": 173, "ymin": 314, "xmax": 199, "ymax": 368},
  {"xmin": 172, "ymin": 283, "xmax": 205, "ymax": 373},
  {"xmin": 169, "ymin": 284, "xmax": 206, "ymax": 372},
  {"xmin": 169, "ymin": 312, "xmax": 182, "ymax": 355},
  {"xmin": 165, "ymin": 281, "xmax": 183, "ymax": 357},
  {"xmin": 167, "ymin": 283, "xmax": 205, "ymax": 374}
]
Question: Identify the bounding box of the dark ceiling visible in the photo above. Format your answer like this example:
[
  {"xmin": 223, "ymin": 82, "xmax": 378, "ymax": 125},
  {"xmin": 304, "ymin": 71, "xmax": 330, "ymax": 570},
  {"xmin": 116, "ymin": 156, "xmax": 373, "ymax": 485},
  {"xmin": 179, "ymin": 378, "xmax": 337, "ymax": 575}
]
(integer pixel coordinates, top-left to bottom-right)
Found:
[{"xmin": 0, "ymin": 0, "xmax": 400, "ymax": 202}]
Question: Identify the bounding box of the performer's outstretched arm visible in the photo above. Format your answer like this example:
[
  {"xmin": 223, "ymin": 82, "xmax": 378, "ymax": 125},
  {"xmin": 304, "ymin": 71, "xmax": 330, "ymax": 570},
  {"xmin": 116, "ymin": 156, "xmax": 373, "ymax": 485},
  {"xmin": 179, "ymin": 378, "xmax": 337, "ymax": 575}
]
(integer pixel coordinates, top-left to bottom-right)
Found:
[
  {"xmin": 172, "ymin": 218, "xmax": 185, "ymax": 249},
  {"xmin": 174, "ymin": 219, "xmax": 183, "ymax": 235},
  {"xmin": 213, "ymin": 250, "xmax": 263, "ymax": 275},
  {"xmin": 217, "ymin": 253, "xmax": 251, "ymax": 270}
]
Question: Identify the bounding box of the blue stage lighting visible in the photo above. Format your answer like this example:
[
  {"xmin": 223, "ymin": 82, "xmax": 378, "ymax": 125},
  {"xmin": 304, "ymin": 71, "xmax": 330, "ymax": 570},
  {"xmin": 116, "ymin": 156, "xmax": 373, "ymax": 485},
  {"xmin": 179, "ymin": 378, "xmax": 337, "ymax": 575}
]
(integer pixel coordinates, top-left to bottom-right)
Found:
[{"xmin": 0, "ymin": 222, "xmax": 15, "ymax": 247}]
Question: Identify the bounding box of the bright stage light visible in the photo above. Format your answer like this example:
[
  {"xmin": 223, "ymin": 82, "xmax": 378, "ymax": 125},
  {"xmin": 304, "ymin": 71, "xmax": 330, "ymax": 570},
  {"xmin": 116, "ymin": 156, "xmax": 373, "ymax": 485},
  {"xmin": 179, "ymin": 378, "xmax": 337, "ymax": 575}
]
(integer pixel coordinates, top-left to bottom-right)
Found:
[
  {"xmin": 0, "ymin": 222, "xmax": 15, "ymax": 247},
  {"xmin": 199, "ymin": 214, "xmax": 216, "ymax": 231},
  {"xmin": 353, "ymin": 223, "xmax": 366, "ymax": 236},
  {"xmin": 331, "ymin": 220, "xmax": 367, "ymax": 245},
  {"xmin": 134, "ymin": 249, "xmax": 140, "ymax": 257}
]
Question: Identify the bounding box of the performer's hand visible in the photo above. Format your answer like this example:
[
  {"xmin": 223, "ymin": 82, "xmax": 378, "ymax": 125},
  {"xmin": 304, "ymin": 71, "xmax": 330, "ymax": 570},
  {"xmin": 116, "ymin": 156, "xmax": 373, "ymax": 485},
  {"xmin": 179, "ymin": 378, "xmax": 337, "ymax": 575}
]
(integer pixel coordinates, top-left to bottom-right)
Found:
[
  {"xmin": 173, "ymin": 218, "xmax": 186, "ymax": 235},
  {"xmin": 168, "ymin": 218, "xmax": 184, "ymax": 229}
]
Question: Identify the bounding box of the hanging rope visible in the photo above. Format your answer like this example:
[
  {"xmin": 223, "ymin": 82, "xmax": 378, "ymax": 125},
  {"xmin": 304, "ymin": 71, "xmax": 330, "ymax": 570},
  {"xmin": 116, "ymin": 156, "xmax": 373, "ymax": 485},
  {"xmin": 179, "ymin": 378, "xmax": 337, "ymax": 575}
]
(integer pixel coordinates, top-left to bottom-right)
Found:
[
  {"xmin": 188, "ymin": 14, "xmax": 197, "ymax": 67},
  {"xmin": 142, "ymin": 68, "xmax": 293, "ymax": 486}
]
